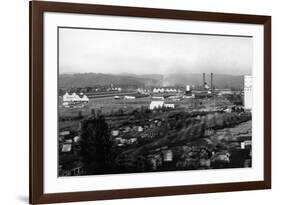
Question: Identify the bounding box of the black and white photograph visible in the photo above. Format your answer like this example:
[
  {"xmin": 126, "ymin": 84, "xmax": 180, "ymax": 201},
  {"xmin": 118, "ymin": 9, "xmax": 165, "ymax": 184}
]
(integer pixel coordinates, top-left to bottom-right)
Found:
[{"xmin": 58, "ymin": 27, "xmax": 253, "ymax": 177}]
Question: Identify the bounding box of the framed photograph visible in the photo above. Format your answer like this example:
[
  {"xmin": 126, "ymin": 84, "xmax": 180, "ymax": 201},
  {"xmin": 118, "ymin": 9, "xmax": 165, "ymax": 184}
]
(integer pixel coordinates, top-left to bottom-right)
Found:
[{"xmin": 30, "ymin": 1, "xmax": 271, "ymax": 204}]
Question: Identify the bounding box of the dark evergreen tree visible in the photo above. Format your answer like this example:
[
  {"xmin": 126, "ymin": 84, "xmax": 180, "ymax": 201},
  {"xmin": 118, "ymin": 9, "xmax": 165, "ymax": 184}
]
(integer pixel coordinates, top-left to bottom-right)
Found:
[{"xmin": 80, "ymin": 115, "xmax": 115, "ymax": 174}]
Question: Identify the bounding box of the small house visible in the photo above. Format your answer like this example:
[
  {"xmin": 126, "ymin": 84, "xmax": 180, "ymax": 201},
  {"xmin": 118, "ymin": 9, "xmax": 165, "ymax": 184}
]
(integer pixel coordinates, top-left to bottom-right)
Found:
[
  {"xmin": 137, "ymin": 126, "xmax": 143, "ymax": 132},
  {"xmin": 162, "ymin": 150, "xmax": 173, "ymax": 162},
  {"xmin": 61, "ymin": 144, "xmax": 72, "ymax": 153},
  {"xmin": 111, "ymin": 130, "xmax": 119, "ymax": 136}
]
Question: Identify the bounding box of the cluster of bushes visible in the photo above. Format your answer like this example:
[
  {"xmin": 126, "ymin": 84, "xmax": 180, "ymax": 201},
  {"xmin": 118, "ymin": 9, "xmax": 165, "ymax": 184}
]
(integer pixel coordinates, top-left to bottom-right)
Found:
[{"xmin": 211, "ymin": 112, "xmax": 251, "ymax": 130}]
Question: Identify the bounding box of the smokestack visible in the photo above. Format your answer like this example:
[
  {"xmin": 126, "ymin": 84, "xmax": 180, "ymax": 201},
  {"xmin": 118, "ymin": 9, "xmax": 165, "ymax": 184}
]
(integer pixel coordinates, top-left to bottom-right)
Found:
[
  {"xmin": 211, "ymin": 73, "xmax": 213, "ymax": 93},
  {"xmin": 203, "ymin": 73, "xmax": 206, "ymax": 89}
]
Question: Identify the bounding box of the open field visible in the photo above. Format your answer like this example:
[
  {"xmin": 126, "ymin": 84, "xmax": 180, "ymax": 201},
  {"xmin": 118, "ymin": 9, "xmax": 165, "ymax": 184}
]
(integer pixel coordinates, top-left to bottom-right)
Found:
[
  {"xmin": 59, "ymin": 95, "xmax": 232, "ymax": 118},
  {"xmin": 58, "ymin": 95, "xmax": 233, "ymax": 131}
]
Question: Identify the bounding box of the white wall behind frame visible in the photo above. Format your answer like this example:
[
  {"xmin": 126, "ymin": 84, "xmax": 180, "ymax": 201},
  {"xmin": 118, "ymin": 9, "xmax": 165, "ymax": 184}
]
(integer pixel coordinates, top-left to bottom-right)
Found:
[{"xmin": 0, "ymin": 0, "xmax": 279, "ymax": 205}]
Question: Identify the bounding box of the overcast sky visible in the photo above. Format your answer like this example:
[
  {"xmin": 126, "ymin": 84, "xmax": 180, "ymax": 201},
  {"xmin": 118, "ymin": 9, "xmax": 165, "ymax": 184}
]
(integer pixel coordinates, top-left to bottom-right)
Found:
[{"xmin": 59, "ymin": 28, "xmax": 252, "ymax": 75}]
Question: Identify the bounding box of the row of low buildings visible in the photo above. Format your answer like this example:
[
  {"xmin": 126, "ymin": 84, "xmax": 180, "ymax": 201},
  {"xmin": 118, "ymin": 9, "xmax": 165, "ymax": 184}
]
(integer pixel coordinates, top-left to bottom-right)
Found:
[
  {"xmin": 63, "ymin": 92, "xmax": 89, "ymax": 102},
  {"xmin": 62, "ymin": 92, "xmax": 89, "ymax": 108},
  {"xmin": 110, "ymin": 116, "xmax": 168, "ymax": 147},
  {"xmin": 152, "ymin": 88, "xmax": 180, "ymax": 93},
  {"xmin": 109, "ymin": 87, "xmax": 122, "ymax": 91},
  {"xmin": 111, "ymin": 125, "xmax": 150, "ymax": 147}
]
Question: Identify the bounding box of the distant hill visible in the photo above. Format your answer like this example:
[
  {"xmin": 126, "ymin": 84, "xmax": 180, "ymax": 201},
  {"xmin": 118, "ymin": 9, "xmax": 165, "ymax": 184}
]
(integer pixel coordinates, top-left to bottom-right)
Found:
[
  {"xmin": 59, "ymin": 73, "xmax": 244, "ymax": 89},
  {"xmin": 59, "ymin": 73, "xmax": 163, "ymax": 88}
]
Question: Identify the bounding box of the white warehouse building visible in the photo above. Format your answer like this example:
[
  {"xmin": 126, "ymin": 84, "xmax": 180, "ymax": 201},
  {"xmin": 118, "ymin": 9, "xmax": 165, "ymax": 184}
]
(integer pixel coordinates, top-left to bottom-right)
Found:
[
  {"xmin": 124, "ymin": 95, "xmax": 136, "ymax": 100},
  {"xmin": 149, "ymin": 101, "xmax": 164, "ymax": 110},
  {"xmin": 63, "ymin": 92, "xmax": 89, "ymax": 103},
  {"xmin": 149, "ymin": 101, "xmax": 175, "ymax": 110},
  {"xmin": 244, "ymin": 75, "xmax": 253, "ymax": 110},
  {"xmin": 152, "ymin": 88, "xmax": 177, "ymax": 93}
]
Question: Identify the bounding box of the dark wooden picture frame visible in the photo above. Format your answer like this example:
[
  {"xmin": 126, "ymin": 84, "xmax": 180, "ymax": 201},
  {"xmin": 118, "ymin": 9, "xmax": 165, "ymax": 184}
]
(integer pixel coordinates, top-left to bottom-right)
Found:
[{"xmin": 30, "ymin": 1, "xmax": 271, "ymax": 204}]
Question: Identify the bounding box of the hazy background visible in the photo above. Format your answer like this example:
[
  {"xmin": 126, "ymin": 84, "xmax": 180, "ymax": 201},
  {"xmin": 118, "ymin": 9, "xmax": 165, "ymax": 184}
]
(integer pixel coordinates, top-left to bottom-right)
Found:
[{"xmin": 59, "ymin": 28, "xmax": 253, "ymax": 75}]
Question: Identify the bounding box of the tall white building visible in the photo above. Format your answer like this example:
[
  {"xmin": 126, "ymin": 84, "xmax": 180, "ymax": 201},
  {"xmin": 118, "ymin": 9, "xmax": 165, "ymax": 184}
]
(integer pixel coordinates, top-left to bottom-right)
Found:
[{"xmin": 244, "ymin": 75, "xmax": 253, "ymax": 109}]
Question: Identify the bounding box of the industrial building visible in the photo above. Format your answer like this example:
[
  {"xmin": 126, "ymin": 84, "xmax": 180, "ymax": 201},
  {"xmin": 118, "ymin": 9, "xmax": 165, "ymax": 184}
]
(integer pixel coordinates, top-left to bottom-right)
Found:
[
  {"xmin": 152, "ymin": 88, "xmax": 178, "ymax": 93},
  {"xmin": 62, "ymin": 92, "xmax": 89, "ymax": 103},
  {"xmin": 190, "ymin": 73, "xmax": 214, "ymax": 98},
  {"xmin": 149, "ymin": 101, "xmax": 164, "ymax": 110},
  {"xmin": 202, "ymin": 72, "xmax": 215, "ymax": 93},
  {"xmin": 124, "ymin": 95, "xmax": 136, "ymax": 100},
  {"xmin": 149, "ymin": 101, "xmax": 175, "ymax": 110}
]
